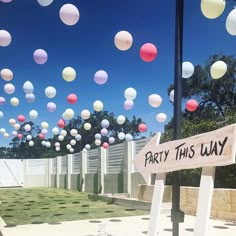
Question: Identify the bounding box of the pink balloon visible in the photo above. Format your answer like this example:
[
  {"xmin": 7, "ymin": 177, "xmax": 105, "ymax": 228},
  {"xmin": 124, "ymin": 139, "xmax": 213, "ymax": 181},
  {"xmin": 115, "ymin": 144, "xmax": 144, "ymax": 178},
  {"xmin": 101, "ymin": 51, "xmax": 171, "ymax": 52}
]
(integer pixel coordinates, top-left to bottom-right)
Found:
[
  {"xmin": 103, "ymin": 142, "xmax": 109, "ymax": 149},
  {"xmin": 57, "ymin": 118, "xmax": 66, "ymax": 128},
  {"xmin": 94, "ymin": 70, "xmax": 108, "ymax": 85},
  {"xmin": 101, "ymin": 128, "xmax": 108, "ymax": 136},
  {"xmin": 1, "ymin": 0, "xmax": 14, "ymax": 2},
  {"xmin": 47, "ymin": 102, "xmax": 56, "ymax": 112},
  {"xmin": 138, "ymin": 123, "xmax": 147, "ymax": 132},
  {"xmin": 33, "ymin": 49, "xmax": 48, "ymax": 64},
  {"xmin": 17, "ymin": 133, "xmax": 23, "ymax": 139},
  {"xmin": 17, "ymin": 115, "xmax": 25, "ymax": 123},
  {"xmin": 186, "ymin": 99, "xmax": 198, "ymax": 112},
  {"xmin": 39, "ymin": 133, "xmax": 45, "ymax": 139},
  {"xmin": 123, "ymin": 100, "xmax": 134, "ymax": 110},
  {"xmin": 67, "ymin": 93, "xmax": 77, "ymax": 104},
  {"xmin": 140, "ymin": 43, "xmax": 157, "ymax": 62}
]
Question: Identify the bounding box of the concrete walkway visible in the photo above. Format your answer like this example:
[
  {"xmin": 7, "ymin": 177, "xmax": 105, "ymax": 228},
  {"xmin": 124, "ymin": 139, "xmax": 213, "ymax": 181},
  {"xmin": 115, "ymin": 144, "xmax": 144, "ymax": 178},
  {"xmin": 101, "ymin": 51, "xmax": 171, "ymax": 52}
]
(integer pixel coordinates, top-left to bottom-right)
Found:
[{"xmin": 1, "ymin": 213, "xmax": 236, "ymax": 236}]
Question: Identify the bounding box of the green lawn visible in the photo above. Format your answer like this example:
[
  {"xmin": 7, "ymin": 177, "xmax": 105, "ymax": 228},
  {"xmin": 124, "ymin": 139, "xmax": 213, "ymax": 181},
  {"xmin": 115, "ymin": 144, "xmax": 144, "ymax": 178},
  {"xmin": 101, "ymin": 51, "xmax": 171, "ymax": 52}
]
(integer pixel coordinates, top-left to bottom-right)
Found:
[{"xmin": 0, "ymin": 188, "xmax": 148, "ymax": 226}]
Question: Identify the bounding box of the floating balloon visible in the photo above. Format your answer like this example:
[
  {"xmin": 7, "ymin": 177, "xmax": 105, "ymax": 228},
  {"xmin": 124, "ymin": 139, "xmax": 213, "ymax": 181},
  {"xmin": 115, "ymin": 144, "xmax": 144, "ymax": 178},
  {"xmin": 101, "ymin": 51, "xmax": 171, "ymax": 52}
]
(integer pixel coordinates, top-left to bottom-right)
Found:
[
  {"xmin": 29, "ymin": 110, "xmax": 38, "ymax": 119},
  {"xmin": 60, "ymin": 129, "xmax": 67, "ymax": 137},
  {"xmin": 41, "ymin": 128, "xmax": 48, "ymax": 135},
  {"xmin": 101, "ymin": 119, "xmax": 109, "ymax": 128},
  {"xmin": 62, "ymin": 67, "xmax": 76, "ymax": 82},
  {"xmin": 41, "ymin": 122, "xmax": 49, "ymax": 129},
  {"xmin": 94, "ymin": 70, "xmax": 108, "ymax": 85},
  {"xmin": 58, "ymin": 135, "xmax": 64, "ymax": 141},
  {"xmin": 47, "ymin": 102, "xmax": 56, "ymax": 112},
  {"xmin": 45, "ymin": 86, "xmax": 56, "ymax": 98},
  {"xmin": 17, "ymin": 115, "xmax": 25, "ymax": 123},
  {"xmin": 70, "ymin": 139, "xmax": 76, "ymax": 146},
  {"xmin": 75, "ymin": 134, "xmax": 81, "ymax": 141},
  {"xmin": 109, "ymin": 137, "xmax": 115, "ymax": 144},
  {"xmin": 103, "ymin": 142, "xmax": 109, "ymax": 149},
  {"xmin": 67, "ymin": 93, "xmax": 77, "ymax": 104},
  {"xmin": 41, "ymin": 141, "xmax": 47, "ymax": 146},
  {"xmin": 4, "ymin": 83, "xmax": 15, "ymax": 94},
  {"xmin": 114, "ymin": 30, "xmax": 133, "ymax": 51},
  {"xmin": 9, "ymin": 118, "xmax": 16, "ymax": 125},
  {"xmin": 10, "ymin": 97, "xmax": 19, "ymax": 106},
  {"xmin": 23, "ymin": 81, "xmax": 34, "ymax": 94},
  {"xmin": 37, "ymin": 0, "xmax": 54, "ymax": 7},
  {"xmin": 54, "ymin": 142, "xmax": 60, "ymax": 147},
  {"xmin": 17, "ymin": 133, "xmax": 23, "ymax": 139},
  {"xmin": 24, "ymin": 124, "xmax": 31, "ymax": 132},
  {"xmin": 84, "ymin": 122, "xmax": 91, "ymax": 130},
  {"xmin": 12, "ymin": 130, "xmax": 17, "ymax": 136},
  {"xmin": 95, "ymin": 133, "xmax": 102, "ymax": 140},
  {"xmin": 26, "ymin": 135, "xmax": 32, "ymax": 141},
  {"xmin": 39, "ymin": 133, "xmax": 45, "ymax": 139},
  {"xmin": 33, "ymin": 49, "xmax": 48, "ymax": 64},
  {"xmin": 25, "ymin": 93, "xmax": 35, "ymax": 103},
  {"xmin": 95, "ymin": 139, "xmax": 101, "ymax": 146},
  {"xmin": 101, "ymin": 128, "xmax": 108, "ymax": 136},
  {"xmin": 125, "ymin": 133, "xmax": 133, "ymax": 142},
  {"xmin": 0, "ymin": 97, "xmax": 6, "ymax": 105},
  {"xmin": 140, "ymin": 43, "xmax": 157, "ymax": 62},
  {"xmin": 182, "ymin": 61, "xmax": 194, "ymax": 78},
  {"xmin": 118, "ymin": 132, "xmax": 125, "ymax": 140},
  {"xmin": 117, "ymin": 115, "xmax": 126, "ymax": 125},
  {"xmin": 138, "ymin": 124, "xmax": 147, "ymax": 132},
  {"xmin": 226, "ymin": 9, "xmax": 236, "ymax": 35},
  {"xmin": 14, "ymin": 123, "xmax": 20, "ymax": 130},
  {"xmin": 70, "ymin": 129, "xmax": 78, "ymax": 136},
  {"xmin": 3, "ymin": 133, "xmax": 9, "ymax": 138},
  {"xmin": 1, "ymin": 0, "xmax": 14, "ymax": 3},
  {"xmin": 210, "ymin": 60, "xmax": 227, "ymax": 79},
  {"xmin": 1, "ymin": 68, "xmax": 13, "ymax": 81},
  {"xmin": 81, "ymin": 109, "xmax": 90, "ymax": 120},
  {"xmin": 70, "ymin": 148, "xmax": 74, "ymax": 153},
  {"xmin": 200, "ymin": 0, "xmax": 225, "ymax": 19},
  {"xmin": 186, "ymin": 99, "xmax": 199, "ymax": 112},
  {"xmin": 52, "ymin": 127, "xmax": 59, "ymax": 135},
  {"xmin": 123, "ymin": 100, "xmax": 134, "ymax": 110},
  {"xmin": 0, "ymin": 128, "xmax": 6, "ymax": 134},
  {"xmin": 56, "ymin": 147, "xmax": 60, "ymax": 151},
  {"xmin": 46, "ymin": 142, "xmax": 51, "ymax": 148},
  {"xmin": 124, "ymin": 87, "xmax": 137, "ymax": 100},
  {"xmin": 0, "ymin": 30, "xmax": 11, "ymax": 47},
  {"xmin": 156, "ymin": 113, "xmax": 167, "ymax": 123},
  {"xmin": 93, "ymin": 100, "xmax": 103, "ymax": 112},
  {"xmin": 169, "ymin": 90, "xmax": 174, "ymax": 103},
  {"xmin": 64, "ymin": 108, "xmax": 74, "ymax": 120},
  {"xmin": 66, "ymin": 144, "xmax": 72, "ymax": 150},
  {"xmin": 58, "ymin": 118, "xmax": 66, "ymax": 128},
  {"xmin": 0, "ymin": 111, "xmax": 3, "ymax": 119},
  {"xmin": 148, "ymin": 94, "xmax": 162, "ymax": 108},
  {"xmin": 59, "ymin": 4, "xmax": 80, "ymax": 26},
  {"xmin": 85, "ymin": 144, "xmax": 91, "ymax": 150},
  {"xmin": 29, "ymin": 141, "xmax": 34, "ymax": 147}
]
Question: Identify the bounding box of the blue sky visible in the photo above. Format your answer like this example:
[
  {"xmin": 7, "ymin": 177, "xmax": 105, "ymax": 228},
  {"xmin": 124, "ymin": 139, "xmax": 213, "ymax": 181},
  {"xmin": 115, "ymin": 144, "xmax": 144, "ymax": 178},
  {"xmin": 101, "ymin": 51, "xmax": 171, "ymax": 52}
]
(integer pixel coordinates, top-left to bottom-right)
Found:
[{"xmin": 0, "ymin": 0, "xmax": 235, "ymax": 147}]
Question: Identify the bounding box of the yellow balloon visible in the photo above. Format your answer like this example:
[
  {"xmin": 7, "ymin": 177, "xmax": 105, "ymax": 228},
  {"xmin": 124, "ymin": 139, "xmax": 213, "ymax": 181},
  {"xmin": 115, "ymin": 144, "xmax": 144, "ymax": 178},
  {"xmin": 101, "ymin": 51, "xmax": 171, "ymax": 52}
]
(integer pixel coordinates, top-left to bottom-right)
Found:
[
  {"xmin": 210, "ymin": 61, "xmax": 227, "ymax": 79},
  {"xmin": 1, "ymin": 68, "xmax": 13, "ymax": 81},
  {"xmin": 84, "ymin": 122, "xmax": 91, "ymax": 130},
  {"xmin": 62, "ymin": 67, "xmax": 76, "ymax": 82},
  {"xmin": 200, "ymin": 0, "xmax": 225, "ymax": 19},
  {"xmin": 93, "ymin": 100, "xmax": 103, "ymax": 112},
  {"xmin": 10, "ymin": 97, "xmax": 19, "ymax": 106}
]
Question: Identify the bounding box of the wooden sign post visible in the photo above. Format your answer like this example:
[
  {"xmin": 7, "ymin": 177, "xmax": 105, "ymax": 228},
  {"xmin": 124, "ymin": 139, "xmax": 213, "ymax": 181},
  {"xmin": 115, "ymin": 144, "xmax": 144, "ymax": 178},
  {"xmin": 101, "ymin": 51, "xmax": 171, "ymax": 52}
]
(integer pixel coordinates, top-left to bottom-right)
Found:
[{"xmin": 133, "ymin": 124, "xmax": 236, "ymax": 236}]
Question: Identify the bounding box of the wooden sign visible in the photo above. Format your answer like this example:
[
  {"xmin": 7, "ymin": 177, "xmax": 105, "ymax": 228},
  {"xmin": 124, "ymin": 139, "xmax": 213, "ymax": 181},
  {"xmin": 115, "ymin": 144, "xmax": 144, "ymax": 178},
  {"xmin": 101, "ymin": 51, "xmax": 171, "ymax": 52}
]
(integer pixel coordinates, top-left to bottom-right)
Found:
[{"xmin": 133, "ymin": 124, "xmax": 236, "ymax": 183}]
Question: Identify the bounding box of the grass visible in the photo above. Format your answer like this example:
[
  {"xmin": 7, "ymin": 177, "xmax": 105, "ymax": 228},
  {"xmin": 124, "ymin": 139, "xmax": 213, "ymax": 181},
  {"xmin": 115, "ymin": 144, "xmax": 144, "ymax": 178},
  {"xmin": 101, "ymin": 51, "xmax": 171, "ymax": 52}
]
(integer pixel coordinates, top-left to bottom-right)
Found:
[{"xmin": 0, "ymin": 188, "xmax": 148, "ymax": 226}]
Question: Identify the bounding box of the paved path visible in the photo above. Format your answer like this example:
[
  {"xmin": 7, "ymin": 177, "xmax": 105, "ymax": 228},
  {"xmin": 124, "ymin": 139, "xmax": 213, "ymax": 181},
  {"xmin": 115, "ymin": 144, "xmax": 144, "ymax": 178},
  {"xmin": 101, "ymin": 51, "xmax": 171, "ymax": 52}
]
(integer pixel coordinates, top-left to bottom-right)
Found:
[{"xmin": 1, "ymin": 213, "xmax": 236, "ymax": 236}]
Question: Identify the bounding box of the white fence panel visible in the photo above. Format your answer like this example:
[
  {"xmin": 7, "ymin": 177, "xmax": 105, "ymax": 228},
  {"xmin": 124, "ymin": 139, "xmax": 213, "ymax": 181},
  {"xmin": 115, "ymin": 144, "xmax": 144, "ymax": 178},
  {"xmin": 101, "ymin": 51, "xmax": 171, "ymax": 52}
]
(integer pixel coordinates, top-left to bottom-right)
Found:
[
  {"xmin": 61, "ymin": 155, "xmax": 68, "ymax": 174},
  {"xmin": 27, "ymin": 159, "xmax": 46, "ymax": 175},
  {"xmin": 107, "ymin": 143, "xmax": 124, "ymax": 173},
  {"xmin": 72, "ymin": 153, "xmax": 80, "ymax": 174},
  {"xmin": 87, "ymin": 149, "xmax": 99, "ymax": 173},
  {"xmin": 51, "ymin": 157, "xmax": 57, "ymax": 174}
]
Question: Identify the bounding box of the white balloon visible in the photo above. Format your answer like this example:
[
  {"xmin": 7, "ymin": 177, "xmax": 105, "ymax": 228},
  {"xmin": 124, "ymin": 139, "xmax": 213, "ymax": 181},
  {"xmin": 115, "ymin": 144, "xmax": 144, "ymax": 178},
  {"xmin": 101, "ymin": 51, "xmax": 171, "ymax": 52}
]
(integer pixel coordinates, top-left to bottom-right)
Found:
[
  {"xmin": 58, "ymin": 135, "xmax": 64, "ymax": 141},
  {"xmin": 56, "ymin": 147, "xmax": 60, "ymax": 151},
  {"xmin": 93, "ymin": 100, "xmax": 103, "ymax": 112},
  {"xmin": 70, "ymin": 129, "xmax": 78, "ymax": 136},
  {"xmin": 95, "ymin": 139, "xmax": 101, "ymax": 146},
  {"xmin": 85, "ymin": 144, "xmax": 91, "ymax": 150},
  {"xmin": 1, "ymin": 68, "xmax": 13, "ymax": 81},
  {"xmin": 169, "ymin": 90, "xmax": 175, "ymax": 103},
  {"xmin": 95, "ymin": 133, "xmax": 102, "ymax": 140},
  {"xmin": 81, "ymin": 109, "xmax": 90, "ymax": 120},
  {"xmin": 70, "ymin": 148, "xmax": 74, "ymax": 153},
  {"xmin": 109, "ymin": 137, "xmax": 115, "ymax": 144},
  {"xmin": 41, "ymin": 121, "xmax": 49, "ymax": 129},
  {"xmin": 114, "ymin": 31, "xmax": 133, "ymax": 51},
  {"xmin": 148, "ymin": 94, "xmax": 162, "ymax": 108},
  {"xmin": 29, "ymin": 141, "xmax": 34, "ymax": 146},
  {"xmin": 14, "ymin": 123, "xmax": 20, "ymax": 130},
  {"xmin": 29, "ymin": 110, "xmax": 38, "ymax": 119},
  {"xmin": 182, "ymin": 61, "xmax": 194, "ymax": 78},
  {"xmin": 52, "ymin": 127, "xmax": 59, "ymax": 135},
  {"xmin": 62, "ymin": 66, "xmax": 76, "ymax": 82},
  {"xmin": 45, "ymin": 86, "xmax": 56, "ymax": 98},
  {"xmin": 42, "ymin": 140, "xmax": 47, "ymax": 146},
  {"xmin": 84, "ymin": 122, "xmax": 91, "ymax": 130},
  {"xmin": 25, "ymin": 93, "xmax": 35, "ymax": 103},
  {"xmin": 201, "ymin": 0, "xmax": 225, "ymax": 19},
  {"xmin": 118, "ymin": 132, "xmax": 125, "ymax": 140},
  {"xmin": 0, "ymin": 111, "xmax": 4, "ymax": 119},
  {"xmin": 70, "ymin": 139, "xmax": 76, "ymax": 146},
  {"xmin": 125, "ymin": 133, "xmax": 133, "ymax": 142},
  {"xmin": 66, "ymin": 144, "xmax": 72, "ymax": 150},
  {"xmin": 64, "ymin": 108, "xmax": 74, "ymax": 120},
  {"xmin": 12, "ymin": 130, "xmax": 17, "ymax": 136},
  {"xmin": 0, "ymin": 30, "xmax": 11, "ymax": 47},
  {"xmin": 46, "ymin": 142, "xmax": 51, "ymax": 148},
  {"xmin": 60, "ymin": 129, "xmax": 67, "ymax": 137},
  {"xmin": 23, "ymin": 81, "xmax": 34, "ymax": 94},
  {"xmin": 37, "ymin": 0, "xmax": 54, "ymax": 7},
  {"xmin": 55, "ymin": 142, "xmax": 60, "ymax": 147},
  {"xmin": 210, "ymin": 60, "xmax": 227, "ymax": 79},
  {"xmin": 3, "ymin": 133, "xmax": 9, "ymax": 138},
  {"xmin": 24, "ymin": 124, "xmax": 31, "ymax": 132},
  {"xmin": 59, "ymin": 4, "xmax": 80, "ymax": 26},
  {"xmin": 26, "ymin": 135, "xmax": 32, "ymax": 141},
  {"xmin": 75, "ymin": 134, "xmax": 81, "ymax": 141},
  {"xmin": 156, "ymin": 113, "xmax": 167, "ymax": 123},
  {"xmin": 41, "ymin": 128, "xmax": 48, "ymax": 135},
  {"xmin": 117, "ymin": 115, "xmax": 126, "ymax": 125},
  {"xmin": 9, "ymin": 118, "xmax": 16, "ymax": 125},
  {"xmin": 124, "ymin": 87, "xmax": 137, "ymax": 100},
  {"xmin": 0, "ymin": 128, "xmax": 6, "ymax": 134},
  {"xmin": 226, "ymin": 9, "xmax": 236, "ymax": 35},
  {"xmin": 101, "ymin": 119, "xmax": 109, "ymax": 128},
  {"xmin": 10, "ymin": 97, "xmax": 19, "ymax": 106}
]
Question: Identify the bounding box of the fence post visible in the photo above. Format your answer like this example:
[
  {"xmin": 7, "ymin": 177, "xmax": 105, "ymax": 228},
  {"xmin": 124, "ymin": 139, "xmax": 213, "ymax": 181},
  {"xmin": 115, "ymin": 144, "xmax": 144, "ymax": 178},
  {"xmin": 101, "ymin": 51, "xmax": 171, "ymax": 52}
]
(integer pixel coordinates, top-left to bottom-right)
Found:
[
  {"xmin": 80, "ymin": 150, "xmax": 87, "ymax": 192},
  {"xmin": 56, "ymin": 156, "xmax": 61, "ymax": 188},
  {"xmin": 98, "ymin": 147, "xmax": 107, "ymax": 194},
  {"xmin": 47, "ymin": 158, "xmax": 52, "ymax": 187},
  {"xmin": 67, "ymin": 154, "xmax": 73, "ymax": 190}
]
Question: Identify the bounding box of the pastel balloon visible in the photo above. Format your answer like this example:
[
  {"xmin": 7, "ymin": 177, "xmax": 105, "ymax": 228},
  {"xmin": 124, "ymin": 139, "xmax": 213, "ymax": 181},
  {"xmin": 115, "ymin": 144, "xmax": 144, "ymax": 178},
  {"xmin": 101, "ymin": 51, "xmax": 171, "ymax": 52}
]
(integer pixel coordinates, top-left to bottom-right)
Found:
[
  {"xmin": 17, "ymin": 134, "xmax": 23, "ymax": 139},
  {"xmin": 1, "ymin": 0, "xmax": 14, "ymax": 3},
  {"xmin": 148, "ymin": 94, "xmax": 162, "ymax": 107},
  {"xmin": 46, "ymin": 142, "xmax": 51, "ymax": 148},
  {"xmin": 67, "ymin": 93, "xmax": 77, "ymax": 104},
  {"xmin": 0, "ymin": 111, "xmax": 3, "ymax": 119},
  {"xmin": 95, "ymin": 139, "xmax": 101, "ymax": 146},
  {"xmin": 101, "ymin": 128, "xmax": 108, "ymax": 136},
  {"xmin": 24, "ymin": 124, "xmax": 31, "ymax": 132},
  {"xmin": 41, "ymin": 128, "xmax": 48, "ymax": 135},
  {"xmin": 9, "ymin": 118, "xmax": 16, "ymax": 125},
  {"xmin": 182, "ymin": 61, "xmax": 194, "ymax": 78},
  {"xmin": 138, "ymin": 123, "xmax": 147, "ymax": 132},
  {"xmin": 14, "ymin": 123, "xmax": 20, "ymax": 130},
  {"xmin": 114, "ymin": 31, "xmax": 133, "ymax": 51},
  {"xmin": 123, "ymin": 100, "xmax": 134, "ymax": 110},
  {"xmin": 58, "ymin": 118, "xmax": 66, "ymax": 128},
  {"xmin": 75, "ymin": 134, "xmax": 81, "ymax": 141},
  {"xmin": 42, "ymin": 141, "xmax": 47, "ymax": 146},
  {"xmin": 25, "ymin": 93, "xmax": 35, "ymax": 103},
  {"xmin": 1, "ymin": 68, "xmax": 13, "ymax": 81},
  {"xmin": 66, "ymin": 144, "xmax": 72, "ymax": 150},
  {"xmin": 54, "ymin": 142, "xmax": 60, "ymax": 147},
  {"xmin": 12, "ymin": 131, "xmax": 17, "ymax": 136},
  {"xmin": 52, "ymin": 127, "xmax": 59, "ymax": 135},
  {"xmin": 0, "ymin": 30, "xmax": 11, "ymax": 47},
  {"xmin": 41, "ymin": 122, "xmax": 49, "ymax": 129},
  {"xmin": 70, "ymin": 148, "xmax": 74, "ymax": 153},
  {"xmin": 95, "ymin": 133, "xmax": 102, "ymax": 140},
  {"xmin": 23, "ymin": 81, "xmax": 34, "ymax": 94},
  {"xmin": 84, "ymin": 122, "xmax": 91, "ymax": 130},
  {"xmin": 0, "ymin": 97, "xmax": 6, "ymax": 105},
  {"xmin": 124, "ymin": 87, "xmax": 137, "ymax": 100},
  {"xmin": 140, "ymin": 43, "xmax": 157, "ymax": 62},
  {"xmin": 85, "ymin": 144, "xmax": 91, "ymax": 150},
  {"xmin": 93, "ymin": 100, "xmax": 103, "ymax": 112},
  {"xmin": 58, "ymin": 135, "xmax": 64, "ymax": 141},
  {"xmin": 64, "ymin": 108, "xmax": 74, "ymax": 120},
  {"xmin": 169, "ymin": 89, "xmax": 174, "ymax": 103},
  {"xmin": 26, "ymin": 135, "xmax": 32, "ymax": 141},
  {"xmin": 17, "ymin": 115, "xmax": 25, "ymax": 123},
  {"xmin": 3, "ymin": 133, "xmax": 9, "ymax": 138},
  {"xmin": 103, "ymin": 142, "xmax": 109, "ymax": 149},
  {"xmin": 60, "ymin": 129, "xmax": 67, "ymax": 137},
  {"xmin": 62, "ymin": 66, "xmax": 76, "ymax": 82},
  {"xmin": 226, "ymin": 9, "xmax": 236, "ymax": 35},
  {"xmin": 109, "ymin": 137, "xmax": 115, "ymax": 144},
  {"xmin": 33, "ymin": 49, "xmax": 48, "ymax": 64},
  {"xmin": 101, "ymin": 119, "xmax": 109, "ymax": 128},
  {"xmin": 29, "ymin": 110, "xmax": 38, "ymax": 119},
  {"xmin": 56, "ymin": 147, "xmax": 60, "ymax": 151},
  {"xmin": 156, "ymin": 113, "xmax": 167, "ymax": 123},
  {"xmin": 47, "ymin": 102, "xmax": 56, "ymax": 112},
  {"xmin": 200, "ymin": 0, "xmax": 225, "ymax": 19},
  {"xmin": 4, "ymin": 83, "xmax": 15, "ymax": 94},
  {"xmin": 70, "ymin": 139, "xmax": 76, "ymax": 146},
  {"xmin": 81, "ymin": 109, "xmax": 90, "ymax": 120},
  {"xmin": 0, "ymin": 128, "xmax": 6, "ymax": 134},
  {"xmin": 45, "ymin": 86, "xmax": 56, "ymax": 98},
  {"xmin": 29, "ymin": 141, "xmax": 34, "ymax": 147},
  {"xmin": 210, "ymin": 61, "xmax": 227, "ymax": 79},
  {"xmin": 125, "ymin": 133, "xmax": 133, "ymax": 142},
  {"xmin": 94, "ymin": 70, "xmax": 108, "ymax": 85},
  {"xmin": 59, "ymin": 4, "xmax": 80, "ymax": 26},
  {"xmin": 186, "ymin": 99, "xmax": 198, "ymax": 112},
  {"xmin": 37, "ymin": 0, "xmax": 54, "ymax": 7},
  {"xmin": 117, "ymin": 115, "xmax": 126, "ymax": 125},
  {"xmin": 70, "ymin": 129, "xmax": 78, "ymax": 136},
  {"xmin": 118, "ymin": 132, "xmax": 125, "ymax": 140},
  {"xmin": 39, "ymin": 133, "xmax": 45, "ymax": 139}
]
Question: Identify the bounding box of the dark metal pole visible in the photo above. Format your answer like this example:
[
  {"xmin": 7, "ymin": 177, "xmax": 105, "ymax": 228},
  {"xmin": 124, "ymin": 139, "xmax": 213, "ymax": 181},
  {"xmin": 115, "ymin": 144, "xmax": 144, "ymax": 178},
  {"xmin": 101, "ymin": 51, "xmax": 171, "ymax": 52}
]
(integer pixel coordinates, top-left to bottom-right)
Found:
[{"xmin": 171, "ymin": 0, "xmax": 185, "ymax": 236}]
